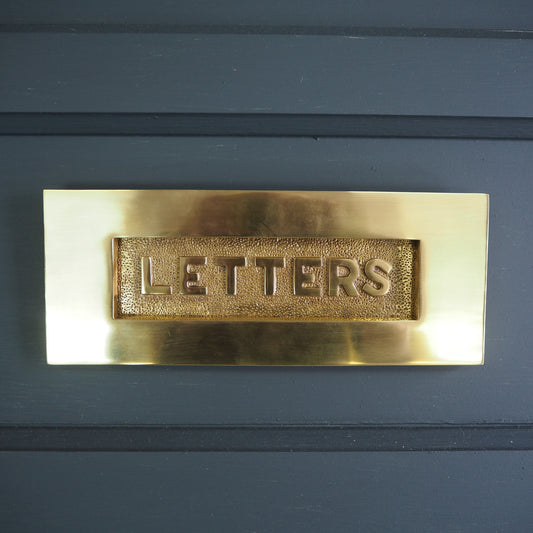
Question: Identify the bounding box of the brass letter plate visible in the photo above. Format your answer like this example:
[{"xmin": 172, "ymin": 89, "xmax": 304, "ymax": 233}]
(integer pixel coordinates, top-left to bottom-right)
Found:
[
  {"xmin": 44, "ymin": 190, "xmax": 488, "ymax": 365},
  {"xmin": 114, "ymin": 237, "xmax": 419, "ymax": 321}
]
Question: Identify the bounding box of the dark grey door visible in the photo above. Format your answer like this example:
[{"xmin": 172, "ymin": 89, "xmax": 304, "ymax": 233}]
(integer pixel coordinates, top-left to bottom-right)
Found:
[{"xmin": 1, "ymin": 2, "xmax": 533, "ymax": 531}]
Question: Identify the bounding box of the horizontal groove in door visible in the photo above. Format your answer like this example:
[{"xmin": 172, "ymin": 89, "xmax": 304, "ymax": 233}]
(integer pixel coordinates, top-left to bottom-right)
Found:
[
  {"xmin": 3, "ymin": 113, "xmax": 533, "ymax": 139},
  {"xmin": 2, "ymin": 0, "xmax": 533, "ymax": 31},
  {"xmin": 2, "ymin": 25, "xmax": 533, "ymax": 39},
  {"xmin": 1, "ymin": 424, "xmax": 532, "ymax": 452}
]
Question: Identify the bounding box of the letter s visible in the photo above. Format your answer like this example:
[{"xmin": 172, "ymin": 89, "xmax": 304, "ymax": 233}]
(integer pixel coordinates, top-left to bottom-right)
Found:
[{"xmin": 363, "ymin": 259, "xmax": 392, "ymax": 296}]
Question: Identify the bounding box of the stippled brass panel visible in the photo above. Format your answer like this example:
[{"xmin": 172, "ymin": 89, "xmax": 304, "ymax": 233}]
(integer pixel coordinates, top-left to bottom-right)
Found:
[{"xmin": 114, "ymin": 237, "xmax": 418, "ymax": 321}]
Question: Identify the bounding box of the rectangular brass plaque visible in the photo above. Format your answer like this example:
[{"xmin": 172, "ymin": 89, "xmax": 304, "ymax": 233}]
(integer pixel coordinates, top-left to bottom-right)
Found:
[
  {"xmin": 113, "ymin": 237, "xmax": 419, "ymax": 321},
  {"xmin": 44, "ymin": 190, "xmax": 488, "ymax": 365}
]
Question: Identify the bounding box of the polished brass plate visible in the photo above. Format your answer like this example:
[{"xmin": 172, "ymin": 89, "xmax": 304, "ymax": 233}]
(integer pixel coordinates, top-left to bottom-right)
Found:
[{"xmin": 44, "ymin": 190, "xmax": 488, "ymax": 365}]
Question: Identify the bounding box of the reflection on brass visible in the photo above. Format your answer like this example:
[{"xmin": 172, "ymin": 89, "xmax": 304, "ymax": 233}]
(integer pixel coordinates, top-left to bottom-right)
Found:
[
  {"xmin": 44, "ymin": 190, "xmax": 489, "ymax": 365},
  {"xmin": 114, "ymin": 237, "xmax": 418, "ymax": 321}
]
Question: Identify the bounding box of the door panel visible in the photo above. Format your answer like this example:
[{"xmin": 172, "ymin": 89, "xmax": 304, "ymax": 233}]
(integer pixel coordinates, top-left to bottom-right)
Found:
[
  {"xmin": 2, "ymin": 34, "xmax": 533, "ymax": 116},
  {"xmin": 2, "ymin": 451, "xmax": 533, "ymax": 532},
  {"xmin": 1, "ymin": 3, "xmax": 532, "ymax": 531}
]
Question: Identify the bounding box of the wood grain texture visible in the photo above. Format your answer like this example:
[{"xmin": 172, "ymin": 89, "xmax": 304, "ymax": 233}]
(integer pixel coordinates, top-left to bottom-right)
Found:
[
  {"xmin": 1, "ymin": 452, "xmax": 533, "ymax": 532},
  {"xmin": 2, "ymin": 34, "xmax": 533, "ymax": 116}
]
